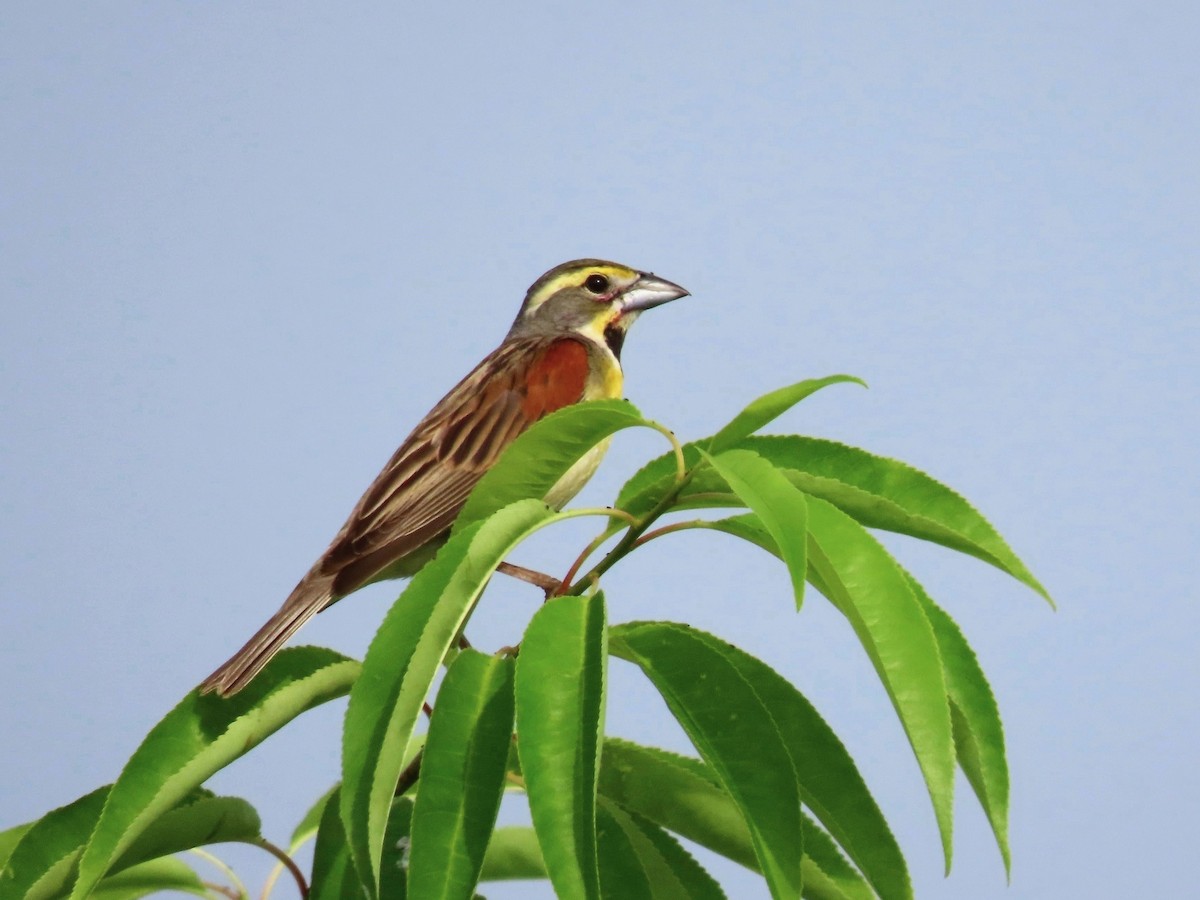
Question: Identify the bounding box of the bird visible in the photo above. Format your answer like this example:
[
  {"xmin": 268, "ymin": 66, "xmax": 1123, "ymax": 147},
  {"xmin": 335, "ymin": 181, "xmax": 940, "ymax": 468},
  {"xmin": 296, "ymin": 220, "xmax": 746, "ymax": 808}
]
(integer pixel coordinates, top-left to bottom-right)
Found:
[{"xmin": 200, "ymin": 259, "xmax": 687, "ymax": 696}]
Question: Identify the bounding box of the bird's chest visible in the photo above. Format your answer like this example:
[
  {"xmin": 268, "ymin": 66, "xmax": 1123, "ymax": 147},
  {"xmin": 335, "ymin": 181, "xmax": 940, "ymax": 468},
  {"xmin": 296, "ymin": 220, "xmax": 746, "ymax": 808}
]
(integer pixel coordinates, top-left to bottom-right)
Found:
[{"xmin": 541, "ymin": 339, "xmax": 621, "ymax": 509}]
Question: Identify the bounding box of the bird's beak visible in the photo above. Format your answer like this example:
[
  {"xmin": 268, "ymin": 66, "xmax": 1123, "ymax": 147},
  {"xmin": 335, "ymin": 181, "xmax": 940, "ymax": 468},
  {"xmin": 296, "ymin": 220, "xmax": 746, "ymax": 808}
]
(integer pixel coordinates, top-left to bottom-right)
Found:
[{"xmin": 620, "ymin": 273, "xmax": 689, "ymax": 313}]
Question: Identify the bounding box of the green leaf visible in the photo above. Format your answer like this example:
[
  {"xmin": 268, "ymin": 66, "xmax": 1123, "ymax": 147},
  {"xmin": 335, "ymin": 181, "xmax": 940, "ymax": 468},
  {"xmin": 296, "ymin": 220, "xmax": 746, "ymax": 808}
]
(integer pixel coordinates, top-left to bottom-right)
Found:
[
  {"xmin": 708, "ymin": 375, "xmax": 866, "ymax": 454},
  {"xmin": 609, "ymin": 623, "xmax": 804, "ymax": 900},
  {"xmin": 515, "ymin": 592, "xmax": 608, "ymax": 900},
  {"xmin": 456, "ymin": 399, "xmax": 647, "ymax": 530},
  {"xmin": 379, "ymin": 798, "xmax": 415, "ymax": 900},
  {"xmin": 313, "ymin": 795, "xmax": 416, "ymax": 899},
  {"xmin": 694, "ymin": 513, "xmax": 914, "ymax": 898},
  {"xmin": 291, "ymin": 785, "xmax": 339, "ymax": 851},
  {"xmin": 704, "ymin": 449, "xmax": 809, "ymax": 609},
  {"xmin": 598, "ymin": 740, "xmax": 873, "ymax": 900},
  {"xmin": 799, "ymin": 820, "xmax": 876, "ymax": 900},
  {"xmin": 409, "ymin": 650, "xmax": 515, "ymax": 900},
  {"xmin": 310, "ymin": 786, "xmax": 364, "ymax": 900},
  {"xmin": 700, "ymin": 513, "xmax": 785, "ymax": 556},
  {"xmin": 599, "ymin": 741, "xmax": 756, "ymax": 871},
  {"xmin": 90, "ymin": 857, "xmax": 208, "ymax": 899},
  {"xmin": 0, "ymin": 824, "xmax": 32, "ymax": 873},
  {"xmin": 341, "ymin": 499, "xmax": 556, "ymax": 896},
  {"xmin": 0, "ymin": 786, "xmax": 108, "ymax": 900},
  {"xmin": 595, "ymin": 800, "xmax": 653, "ymax": 900},
  {"xmin": 478, "ymin": 828, "xmax": 547, "ymax": 882},
  {"xmin": 805, "ymin": 496, "xmax": 956, "ymax": 872},
  {"xmin": 716, "ymin": 631, "xmax": 911, "ymax": 900},
  {"xmin": 66, "ymin": 647, "xmax": 357, "ymax": 900},
  {"xmin": 315, "ymin": 791, "xmax": 415, "ymax": 899},
  {"xmin": 0, "ymin": 789, "xmax": 260, "ymax": 900},
  {"xmin": 597, "ymin": 799, "xmax": 726, "ymax": 900},
  {"xmin": 627, "ymin": 809, "xmax": 728, "ymax": 900},
  {"xmin": 907, "ymin": 573, "xmax": 1011, "ymax": 875},
  {"xmin": 115, "ymin": 792, "xmax": 261, "ymax": 874},
  {"xmin": 615, "ymin": 433, "xmax": 1049, "ymax": 604},
  {"xmin": 753, "ymin": 436, "xmax": 1049, "ymax": 602}
]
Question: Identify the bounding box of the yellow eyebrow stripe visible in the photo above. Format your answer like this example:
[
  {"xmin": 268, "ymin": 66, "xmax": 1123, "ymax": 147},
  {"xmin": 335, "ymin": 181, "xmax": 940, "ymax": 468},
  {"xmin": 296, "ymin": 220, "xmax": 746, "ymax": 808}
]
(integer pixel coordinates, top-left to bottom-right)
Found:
[{"xmin": 525, "ymin": 264, "xmax": 637, "ymax": 311}]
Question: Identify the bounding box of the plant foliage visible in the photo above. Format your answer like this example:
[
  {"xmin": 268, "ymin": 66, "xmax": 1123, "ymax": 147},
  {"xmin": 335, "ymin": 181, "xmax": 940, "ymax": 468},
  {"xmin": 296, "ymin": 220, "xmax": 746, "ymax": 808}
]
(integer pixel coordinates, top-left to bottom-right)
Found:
[{"xmin": 1, "ymin": 377, "xmax": 1049, "ymax": 899}]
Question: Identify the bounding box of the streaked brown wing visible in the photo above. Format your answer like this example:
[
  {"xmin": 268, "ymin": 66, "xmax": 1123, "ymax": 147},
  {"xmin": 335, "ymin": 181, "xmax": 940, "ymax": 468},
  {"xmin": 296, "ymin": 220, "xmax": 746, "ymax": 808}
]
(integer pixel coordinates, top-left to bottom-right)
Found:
[{"xmin": 315, "ymin": 335, "xmax": 592, "ymax": 594}]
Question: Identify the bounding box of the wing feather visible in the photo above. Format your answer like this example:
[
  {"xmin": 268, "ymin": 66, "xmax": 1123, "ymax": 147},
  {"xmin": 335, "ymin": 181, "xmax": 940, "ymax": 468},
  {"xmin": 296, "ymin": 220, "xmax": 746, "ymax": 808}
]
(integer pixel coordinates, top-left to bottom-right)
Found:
[{"xmin": 315, "ymin": 335, "xmax": 591, "ymax": 592}]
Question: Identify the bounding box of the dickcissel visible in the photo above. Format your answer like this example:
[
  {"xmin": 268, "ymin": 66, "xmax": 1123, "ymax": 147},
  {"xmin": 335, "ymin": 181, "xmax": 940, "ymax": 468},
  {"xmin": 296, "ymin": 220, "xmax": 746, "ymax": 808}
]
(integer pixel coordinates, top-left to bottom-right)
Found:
[{"xmin": 200, "ymin": 259, "xmax": 687, "ymax": 696}]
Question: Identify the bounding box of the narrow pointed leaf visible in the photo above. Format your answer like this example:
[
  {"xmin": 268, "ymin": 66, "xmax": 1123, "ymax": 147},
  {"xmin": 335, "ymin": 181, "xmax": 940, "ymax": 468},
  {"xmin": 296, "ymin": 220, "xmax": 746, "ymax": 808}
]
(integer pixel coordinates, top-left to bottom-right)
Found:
[
  {"xmin": 408, "ymin": 650, "xmax": 515, "ymax": 900},
  {"xmin": 456, "ymin": 399, "xmax": 646, "ymax": 530},
  {"xmin": 0, "ymin": 786, "xmax": 108, "ymax": 900},
  {"xmin": 599, "ymin": 740, "xmax": 756, "ymax": 870},
  {"xmin": 799, "ymin": 820, "xmax": 876, "ymax": 900},
  {"xmin": 516, "ymin": 592, "xmax": 608, "ymax": 900},
  {"xmin": 700, "ymin": 513, "xmax": 785, "ymax": 556},
  {"xmin": 0, "ymin": 824, "xmax": 32, "ymax": 874},
  {"xmin": 595, "ymin": 800, "xmax": 653, "ymax": 900},
  {"xmin": 705, "ymin": 449, "xmax": 808, "ymax": 608},
  {"xmin": 749, "ymin": 436, "xmax": 1050, "ymax": 603},
  {"xmin": 290, "ymin": 785, "xmax": 339, "ymax": 850},
  {"xmin": 314, "ymin": 796, "xmax": 417, "ymax": 897},
  {"xmin": 906, "ymin": 573, "xmax": 1010, "ymax": 874},
  {"xmin": 341, "ymin": 499, "xmax": 555, "ymax": 895},
  {"xmin": 479, "ymin": 828, "xmax": 547, "ymax": 881},
  {"xmin": 609, "ymin": 623, "xmax": 803, "ymax": 900},
  {"xmin": 597, "ymin": 799, "xmax": 726, "ymax": 900},
  {"xmin": 615, "ymin": 432, "xmax": 1048, "ymax": 604},
  {"xmin": 90, "ymin": 857, "xmax": 207, "ymax": 899},
  {"xmin": 1, "ymin": 790, "xmax": 260, "ymax": 900},
  {"xmin": 805, "ymin": 496, "xmax": 955, "ymax": 871},
  {"xmin": 721, "ymin": 642, "xmax": 910, "ymax": 899},
  {"xmin": 379, "ymin": 798, "xmax": 415, "ymax": 900},
  {"xmin": 310, "ymin": 786, "xmax": 363, "ymax": 900},
  {"xmin": 604, "ymin": 632, "xmax": 907, "ymax": 898},
  {"xmin": 703, "ymin": 514, "xmax": 840, "ymax": 609},
  {"xmin": 708, "ymin": 375, "xmax": 866, "ymax": 454},
  {"xmin": 695, "ymin": 514, "xmax": 915, "ymax": 898},
  {"xmin": 315, "ymin": 792, "xmax": 415, "ymax": 899},
  {"xmin": 66, "ymin": 647, "xmax": 356, "ymax": 900},
  {"xmin": 599, "ymin": 740, "xmax": 873, "ymax": 900},
  {"xmin": 115, "ymin": 793, "xmax": 261, "ymax": 871},
  {"xmin": 627, "ymin": 810, "xmax": 728, "ymax": 900}
]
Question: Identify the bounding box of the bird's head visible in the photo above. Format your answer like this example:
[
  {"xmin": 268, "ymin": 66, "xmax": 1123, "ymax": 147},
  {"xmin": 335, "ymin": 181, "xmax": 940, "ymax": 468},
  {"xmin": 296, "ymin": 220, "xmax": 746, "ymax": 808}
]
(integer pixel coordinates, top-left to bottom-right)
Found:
[{"xmin": 509, "ymin": 259, "xmax": 688, "ymax": 357}]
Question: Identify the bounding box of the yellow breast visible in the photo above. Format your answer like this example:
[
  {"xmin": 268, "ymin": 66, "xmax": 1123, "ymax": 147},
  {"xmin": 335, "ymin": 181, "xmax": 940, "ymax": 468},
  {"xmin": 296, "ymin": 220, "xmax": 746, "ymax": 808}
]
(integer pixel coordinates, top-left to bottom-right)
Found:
[{"xmin": 543, "ymin": 338, "xmax": 622, "ymax": 509}]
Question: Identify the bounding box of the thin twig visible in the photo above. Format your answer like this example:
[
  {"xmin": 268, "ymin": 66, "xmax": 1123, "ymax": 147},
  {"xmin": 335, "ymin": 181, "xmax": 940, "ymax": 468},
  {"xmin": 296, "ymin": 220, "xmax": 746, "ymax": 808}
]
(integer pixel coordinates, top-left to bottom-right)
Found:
[
  {"xmin": 394, "ymin": 749, "xmax": 424, "ymax": 798},
  {"xmin": 252, "ymin": 838, "xmax": 308, "ymax": 900},
  {"xmin": 558, "ymin": 529, "xmax": 616, "ymax": 595},
  {"xmin": 567, "ymin": 467, "xmax": 698, "ymax": 594},
  {"xmin": 189, "ymin": 848, "xmax": 249, "ymax": 900},
  {"xmin": 643, "ymin": 419, "xmax": 689, "ymax": 483},
  {"xmin": 497, "ymin": 560, "xmax": 562, "ymax": 596},
  {"xmin": 632, "ymin": 519, "xmax": 711, "ymax": 549}
]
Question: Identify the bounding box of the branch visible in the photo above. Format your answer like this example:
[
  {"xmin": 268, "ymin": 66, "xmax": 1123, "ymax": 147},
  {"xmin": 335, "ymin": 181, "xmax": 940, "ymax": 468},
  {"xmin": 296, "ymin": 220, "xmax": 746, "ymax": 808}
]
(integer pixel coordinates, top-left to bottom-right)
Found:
[
  {"xmin": 394, "ymin": 749, "xmax": 424, "ymax": 798},
  {"xmin": 252, "ymin": 838, "xmax": 308, "ymax": 900}
]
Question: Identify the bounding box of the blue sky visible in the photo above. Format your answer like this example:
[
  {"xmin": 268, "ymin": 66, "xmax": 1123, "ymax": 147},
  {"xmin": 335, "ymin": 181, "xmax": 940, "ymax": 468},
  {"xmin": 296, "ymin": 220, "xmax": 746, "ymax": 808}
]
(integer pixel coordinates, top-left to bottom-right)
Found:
[{"xmin": 2, "ymin": 4, "xmax": 1196, "ymax": 897}]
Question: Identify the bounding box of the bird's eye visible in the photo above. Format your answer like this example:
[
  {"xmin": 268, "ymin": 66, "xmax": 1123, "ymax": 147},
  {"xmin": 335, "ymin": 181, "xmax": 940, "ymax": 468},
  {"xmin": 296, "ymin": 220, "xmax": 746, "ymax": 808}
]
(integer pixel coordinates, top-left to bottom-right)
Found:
[{"xmin": 584, "ymin": 273, "xmax": 610, "ymax": 295}]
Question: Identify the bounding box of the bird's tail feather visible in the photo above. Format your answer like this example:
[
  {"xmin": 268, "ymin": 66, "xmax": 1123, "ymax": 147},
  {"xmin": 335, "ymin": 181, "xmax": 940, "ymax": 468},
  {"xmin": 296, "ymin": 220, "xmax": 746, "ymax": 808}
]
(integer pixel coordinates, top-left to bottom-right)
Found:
[{"xmin": 199, "ymin": 580, "xmax": 333, "ymax": 697}]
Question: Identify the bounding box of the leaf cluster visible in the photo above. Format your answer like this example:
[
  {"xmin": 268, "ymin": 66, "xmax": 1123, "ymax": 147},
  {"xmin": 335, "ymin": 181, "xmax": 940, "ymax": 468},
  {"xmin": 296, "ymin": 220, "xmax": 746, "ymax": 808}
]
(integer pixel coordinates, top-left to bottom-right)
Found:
[{"xmin": 0, "ymin": 376, "xmax": 1049, "ymax": 899}]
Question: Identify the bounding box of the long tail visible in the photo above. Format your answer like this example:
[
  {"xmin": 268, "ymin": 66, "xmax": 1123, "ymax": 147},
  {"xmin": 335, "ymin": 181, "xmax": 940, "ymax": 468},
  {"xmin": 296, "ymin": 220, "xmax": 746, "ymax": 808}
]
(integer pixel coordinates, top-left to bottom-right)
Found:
[{"xmin": 199, "ymin": 577, "xmax": 333, "ymax": 697}]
